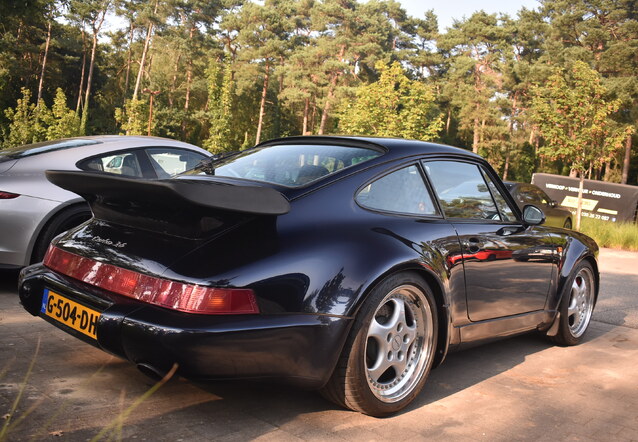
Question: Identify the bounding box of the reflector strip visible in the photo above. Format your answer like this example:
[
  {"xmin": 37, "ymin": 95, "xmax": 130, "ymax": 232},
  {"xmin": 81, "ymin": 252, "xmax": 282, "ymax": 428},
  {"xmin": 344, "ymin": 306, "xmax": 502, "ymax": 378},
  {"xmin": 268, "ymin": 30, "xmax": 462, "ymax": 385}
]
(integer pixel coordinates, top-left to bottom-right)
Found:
[
  {"xmin": 0, "ymin": 191, "xmax": 19, "ymax": 199},
  {"xmin": 43, "ymin": 246, "xmax": 259, "ymax": 315}
]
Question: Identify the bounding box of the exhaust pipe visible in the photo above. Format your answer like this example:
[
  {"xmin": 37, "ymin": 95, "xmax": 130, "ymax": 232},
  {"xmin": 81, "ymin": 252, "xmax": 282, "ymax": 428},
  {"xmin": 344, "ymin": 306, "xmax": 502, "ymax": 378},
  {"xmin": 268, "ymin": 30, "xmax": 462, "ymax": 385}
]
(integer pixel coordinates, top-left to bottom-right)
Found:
[{"xmin": 136, "ymin": 362, "xmax": 167, "ymax": 381}]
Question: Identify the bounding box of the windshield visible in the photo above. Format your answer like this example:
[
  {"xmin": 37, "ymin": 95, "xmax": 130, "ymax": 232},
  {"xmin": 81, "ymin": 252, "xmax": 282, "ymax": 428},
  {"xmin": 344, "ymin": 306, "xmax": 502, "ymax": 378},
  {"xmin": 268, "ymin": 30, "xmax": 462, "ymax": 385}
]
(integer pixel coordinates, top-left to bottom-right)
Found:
[
  {"xmin": 182, "ymin": 143, "xmax": 383, "ymax": 187},
  {"xmin": 0, "ymin": 139, "xmax": 101, "ymax": 161}
]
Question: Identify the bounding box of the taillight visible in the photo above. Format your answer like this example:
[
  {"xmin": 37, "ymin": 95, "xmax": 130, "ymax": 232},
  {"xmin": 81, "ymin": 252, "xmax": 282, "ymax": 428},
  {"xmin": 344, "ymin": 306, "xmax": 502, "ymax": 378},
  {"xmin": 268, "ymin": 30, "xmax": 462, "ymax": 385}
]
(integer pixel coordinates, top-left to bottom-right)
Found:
[
  {"xmin": 0, "ymin": 191, "xmax": 19, "ymax": 199},
  {"xmin": 43, "ymin": 246, "xmax": 259, "ymax": 315}
]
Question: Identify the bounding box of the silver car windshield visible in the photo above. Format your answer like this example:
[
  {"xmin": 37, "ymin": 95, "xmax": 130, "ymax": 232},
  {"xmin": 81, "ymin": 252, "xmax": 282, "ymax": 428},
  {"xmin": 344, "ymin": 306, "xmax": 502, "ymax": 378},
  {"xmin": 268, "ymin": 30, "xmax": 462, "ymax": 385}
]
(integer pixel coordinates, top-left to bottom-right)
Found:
[{"xmin": 182, "ymin": 143, "xmax": 383, "ymax": 187}]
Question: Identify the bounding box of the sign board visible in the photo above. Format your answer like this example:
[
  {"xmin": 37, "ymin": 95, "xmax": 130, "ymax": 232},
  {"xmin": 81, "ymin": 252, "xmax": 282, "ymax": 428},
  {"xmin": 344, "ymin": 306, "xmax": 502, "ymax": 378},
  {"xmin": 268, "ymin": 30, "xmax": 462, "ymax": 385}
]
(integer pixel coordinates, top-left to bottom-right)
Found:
[{"xmin": 531, "ymin": 173, "xmax": 638, "ymax": 223}]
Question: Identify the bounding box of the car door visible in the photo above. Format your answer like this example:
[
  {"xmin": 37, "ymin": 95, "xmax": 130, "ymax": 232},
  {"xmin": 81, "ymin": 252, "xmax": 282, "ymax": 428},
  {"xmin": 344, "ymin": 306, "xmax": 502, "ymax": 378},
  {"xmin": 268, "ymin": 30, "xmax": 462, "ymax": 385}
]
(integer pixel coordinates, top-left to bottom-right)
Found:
[{"xmin": 423, "ymin": 160, "xmax": 555, "ymax": 322}]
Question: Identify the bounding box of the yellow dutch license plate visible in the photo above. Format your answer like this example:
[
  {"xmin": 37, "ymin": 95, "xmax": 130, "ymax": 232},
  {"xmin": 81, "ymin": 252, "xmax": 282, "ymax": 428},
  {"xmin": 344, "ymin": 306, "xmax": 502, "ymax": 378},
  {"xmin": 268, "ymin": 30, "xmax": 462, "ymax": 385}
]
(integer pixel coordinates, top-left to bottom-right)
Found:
[{"xmin": 41, "ymin": 289, "xmax": 100, "ymax": 340}]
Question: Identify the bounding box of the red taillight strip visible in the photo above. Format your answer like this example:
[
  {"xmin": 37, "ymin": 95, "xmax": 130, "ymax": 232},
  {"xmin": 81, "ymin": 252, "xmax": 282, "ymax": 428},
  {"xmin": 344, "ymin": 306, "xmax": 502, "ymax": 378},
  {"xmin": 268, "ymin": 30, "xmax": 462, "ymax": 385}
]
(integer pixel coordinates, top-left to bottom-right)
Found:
[
  {"xmin": 0, "ymin": 191, "xmax": 20, "ymax": 199},
  {"xmin": 43, "ymin": 246, "xmax": 259, "ymax": 315}
]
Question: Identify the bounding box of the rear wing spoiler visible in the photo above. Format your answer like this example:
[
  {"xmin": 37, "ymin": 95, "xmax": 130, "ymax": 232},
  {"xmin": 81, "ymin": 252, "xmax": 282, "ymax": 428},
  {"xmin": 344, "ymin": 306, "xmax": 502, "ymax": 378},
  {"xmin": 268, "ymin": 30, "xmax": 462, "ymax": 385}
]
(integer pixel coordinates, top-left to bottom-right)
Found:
[{"xmin": 46, "ymin": 170, "xmax": 290, "ymax": 238}]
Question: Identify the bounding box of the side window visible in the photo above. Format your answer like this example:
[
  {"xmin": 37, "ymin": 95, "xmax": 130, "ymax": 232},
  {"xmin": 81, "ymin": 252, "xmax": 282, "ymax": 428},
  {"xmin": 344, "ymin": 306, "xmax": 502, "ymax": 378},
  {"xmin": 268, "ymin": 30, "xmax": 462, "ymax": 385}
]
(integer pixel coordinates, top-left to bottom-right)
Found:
[
  {"xmin": 424, "ymin": 161, "xmax": 499, "ymax": 220},
  {"xmin": 481, "ymin": 169, "xmax": 517, "ymax": 222},
  {"xmin": 531, "ymin": 187, "xmax": 552, "ymax": 205},
  {"xmin": 356, "ymin": 165, "xmax": 438, "ymax": 216},
  {"xmin": 78, "ymin": 151, "xmax": 143, "ymax": 177},
  {"xmin": 145, "ymin": 148, "xmax": 208, "ymax": 178}
]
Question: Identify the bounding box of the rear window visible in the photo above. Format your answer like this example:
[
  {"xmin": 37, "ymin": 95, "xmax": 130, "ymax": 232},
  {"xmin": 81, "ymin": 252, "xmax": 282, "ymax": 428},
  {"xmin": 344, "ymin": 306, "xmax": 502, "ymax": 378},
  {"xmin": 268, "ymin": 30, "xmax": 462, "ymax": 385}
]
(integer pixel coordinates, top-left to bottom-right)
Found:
[
  {"xmin": 0, "ymin": 139, "xmax": 101, "ymax": 160},
  {"xmin": 183, "ymin": 143, "xmax": 383, "ymax": 187}
]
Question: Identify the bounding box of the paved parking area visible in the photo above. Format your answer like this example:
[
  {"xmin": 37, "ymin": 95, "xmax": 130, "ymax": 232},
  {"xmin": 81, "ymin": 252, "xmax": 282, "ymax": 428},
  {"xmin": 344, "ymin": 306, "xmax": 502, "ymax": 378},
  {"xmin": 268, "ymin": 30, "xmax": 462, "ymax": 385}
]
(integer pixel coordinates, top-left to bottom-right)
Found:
[{"xmin": 1, "ymin": 248, "xmax": 637, "ymax": 441}]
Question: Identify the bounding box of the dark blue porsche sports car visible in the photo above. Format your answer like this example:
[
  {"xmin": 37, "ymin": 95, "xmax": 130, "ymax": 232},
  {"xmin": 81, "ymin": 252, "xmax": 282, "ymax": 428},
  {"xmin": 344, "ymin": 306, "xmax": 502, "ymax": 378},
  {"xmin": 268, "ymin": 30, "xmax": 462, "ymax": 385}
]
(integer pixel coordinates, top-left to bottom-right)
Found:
[{"xmin": 18, "ymin": 136, "xmax": 598, "ymax": 416}]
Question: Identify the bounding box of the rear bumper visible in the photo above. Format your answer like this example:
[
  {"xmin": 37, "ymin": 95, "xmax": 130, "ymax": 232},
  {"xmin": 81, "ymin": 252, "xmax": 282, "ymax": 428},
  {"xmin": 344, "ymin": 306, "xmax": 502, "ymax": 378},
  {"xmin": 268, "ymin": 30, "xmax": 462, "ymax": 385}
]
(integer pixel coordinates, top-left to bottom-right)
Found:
[{"xmin": 19, "ymin": 264, "xmax": 352, "ymax": 389}]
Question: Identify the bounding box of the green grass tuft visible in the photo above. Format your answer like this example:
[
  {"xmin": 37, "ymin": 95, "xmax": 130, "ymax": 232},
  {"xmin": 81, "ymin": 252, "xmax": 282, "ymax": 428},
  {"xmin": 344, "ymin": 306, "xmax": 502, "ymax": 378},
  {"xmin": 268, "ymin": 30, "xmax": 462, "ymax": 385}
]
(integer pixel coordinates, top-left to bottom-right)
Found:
[{"xmin": 579, "ymin": 218, "xmax": 638, "ymax": 251}]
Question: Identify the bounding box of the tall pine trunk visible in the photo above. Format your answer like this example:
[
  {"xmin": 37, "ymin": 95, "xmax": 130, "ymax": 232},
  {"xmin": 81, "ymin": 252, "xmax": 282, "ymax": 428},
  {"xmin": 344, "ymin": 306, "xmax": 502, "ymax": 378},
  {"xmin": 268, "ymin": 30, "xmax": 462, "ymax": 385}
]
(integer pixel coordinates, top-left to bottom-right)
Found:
[
  {"xmin": 81, "ymin": 28, "xmax": 100, "ymax": 134},
  {"xmin": 76, "ymin": 27, "xmax": 87, "ymax": 113},
  {"xmin": 621, "ymin": 134, "xmax": 632, "ymax": 184},
  {"xmin": 132, "ymin": 20, "xmax": 154, "ymax": 102},
  {"xmin": 302, "ymin": 97, "xmax": 309, "ymax": 135},
  {"xmin": 36, "ymin": 21, "xmax": 52, "ymax": 107},
  {"xmin": 472, "ymin": 115, "xmax": 480, "ymax": 154},
  {"xmin": 318, "ymin": 45, "xmax": 346, "ymax": 135},
  {"xmin": 255, "ymin": 62, "xmax": 270, "ymax": 144},
  {"xmin": 124, "ymin": 21, "xmax": 134, "ymax": 99},
  {"xmin": 184, "ymin": 26, "xmax": 195, "ymax": 111}
]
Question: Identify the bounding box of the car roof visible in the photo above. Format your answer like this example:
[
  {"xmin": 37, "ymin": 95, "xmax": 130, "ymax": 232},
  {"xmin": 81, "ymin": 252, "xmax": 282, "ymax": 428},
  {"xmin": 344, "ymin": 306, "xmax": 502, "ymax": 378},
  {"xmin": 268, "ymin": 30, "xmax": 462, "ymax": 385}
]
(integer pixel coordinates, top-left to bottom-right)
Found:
[
  {"xmin": 1, "ymin": 135, "xmax": 207, "ymax": 161},
  {"xmin": 256, "ymin": 135, "xmax": 481, "ymax": 161}
]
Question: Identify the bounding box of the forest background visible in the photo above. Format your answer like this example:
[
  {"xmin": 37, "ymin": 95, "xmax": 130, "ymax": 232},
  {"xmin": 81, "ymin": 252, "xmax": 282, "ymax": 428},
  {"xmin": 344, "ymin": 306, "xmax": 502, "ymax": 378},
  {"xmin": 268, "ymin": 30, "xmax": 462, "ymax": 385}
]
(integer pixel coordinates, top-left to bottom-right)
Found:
[{"xmin": 1, "ymin": 0, "xmax": 637, "ymax": 185}]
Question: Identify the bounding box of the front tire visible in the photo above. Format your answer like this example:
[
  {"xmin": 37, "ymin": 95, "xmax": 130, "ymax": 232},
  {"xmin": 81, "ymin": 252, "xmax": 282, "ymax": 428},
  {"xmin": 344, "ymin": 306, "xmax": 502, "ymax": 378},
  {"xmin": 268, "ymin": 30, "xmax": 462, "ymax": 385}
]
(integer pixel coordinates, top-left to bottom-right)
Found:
[
  {"xmin": 551, "ymin": 261, "xmax": 596, "ymax": 346},
  {"xmin": 321, "ymin": 273, "xmax": 437, "ymax": 416}
]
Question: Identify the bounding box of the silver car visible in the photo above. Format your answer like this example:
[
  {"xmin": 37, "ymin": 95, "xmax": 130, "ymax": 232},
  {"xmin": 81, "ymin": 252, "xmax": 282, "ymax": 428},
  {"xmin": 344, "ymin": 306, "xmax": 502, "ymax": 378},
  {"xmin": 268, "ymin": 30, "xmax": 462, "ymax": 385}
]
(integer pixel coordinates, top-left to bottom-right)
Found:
[{"xmin": 0, "ymin": 136, "xmax": 211, "ymax": 268}]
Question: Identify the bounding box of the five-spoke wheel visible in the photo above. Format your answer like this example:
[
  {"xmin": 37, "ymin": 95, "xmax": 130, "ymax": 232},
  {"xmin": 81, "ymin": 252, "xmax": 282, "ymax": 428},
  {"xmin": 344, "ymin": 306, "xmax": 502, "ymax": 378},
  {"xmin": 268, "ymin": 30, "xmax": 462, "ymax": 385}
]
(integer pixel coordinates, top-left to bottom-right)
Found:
[
  {"xmin": 321, "ymin": 273, "xmax": 437, "ymax": 416},
  {"xmin": 365, "ymin": 285, "xmax": 434, "ymax": 403}
]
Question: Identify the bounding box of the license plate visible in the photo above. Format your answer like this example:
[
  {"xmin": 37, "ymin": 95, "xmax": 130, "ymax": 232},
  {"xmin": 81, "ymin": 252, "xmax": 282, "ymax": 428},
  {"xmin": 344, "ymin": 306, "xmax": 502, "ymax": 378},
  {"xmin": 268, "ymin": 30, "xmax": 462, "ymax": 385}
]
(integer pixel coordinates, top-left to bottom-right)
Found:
[{"xmin": 41, "ymin": 289, "xmax": 100, "ymax": 340}]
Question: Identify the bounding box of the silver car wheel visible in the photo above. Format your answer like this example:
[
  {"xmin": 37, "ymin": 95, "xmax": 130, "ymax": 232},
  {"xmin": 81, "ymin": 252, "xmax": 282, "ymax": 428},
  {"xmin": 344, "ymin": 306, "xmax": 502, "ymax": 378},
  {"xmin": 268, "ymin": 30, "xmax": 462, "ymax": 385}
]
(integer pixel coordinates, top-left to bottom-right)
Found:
[
  {"xmin": 567, "ymin": 267, "xmax": 594, "ymax": 338},
  {"xmin": 364, "ymin": 284, "xmax": 434, "ymax": 403}
]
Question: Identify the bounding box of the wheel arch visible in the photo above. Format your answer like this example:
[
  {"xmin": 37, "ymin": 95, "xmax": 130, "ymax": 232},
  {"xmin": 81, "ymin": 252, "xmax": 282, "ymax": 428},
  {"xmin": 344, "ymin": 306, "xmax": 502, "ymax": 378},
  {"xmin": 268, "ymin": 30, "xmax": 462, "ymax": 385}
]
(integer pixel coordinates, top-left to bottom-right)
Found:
[
  {"xmin": 28, "ymin": 200, "xmax": 91, "ymax": 264},
  {"xmin": 553, "ymin": 233, "xmax": 600, "ymax": 311}
]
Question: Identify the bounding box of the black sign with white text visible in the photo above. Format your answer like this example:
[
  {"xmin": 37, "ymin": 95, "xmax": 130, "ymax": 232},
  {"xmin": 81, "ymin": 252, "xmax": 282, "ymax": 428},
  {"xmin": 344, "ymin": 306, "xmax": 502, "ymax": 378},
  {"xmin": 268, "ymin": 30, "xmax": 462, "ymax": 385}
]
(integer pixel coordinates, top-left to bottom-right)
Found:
[{"xmin": 532, "ymin": 173, "xmax": 638, "ymax": 223}]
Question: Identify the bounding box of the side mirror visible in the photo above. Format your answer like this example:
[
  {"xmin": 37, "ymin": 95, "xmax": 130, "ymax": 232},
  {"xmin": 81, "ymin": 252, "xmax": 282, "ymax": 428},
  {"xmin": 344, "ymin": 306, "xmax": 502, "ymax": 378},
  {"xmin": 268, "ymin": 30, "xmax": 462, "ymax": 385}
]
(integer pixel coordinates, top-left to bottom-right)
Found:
[{"xmin": 522, "ymin": 204, "xmax": 546, "ymax": 226}]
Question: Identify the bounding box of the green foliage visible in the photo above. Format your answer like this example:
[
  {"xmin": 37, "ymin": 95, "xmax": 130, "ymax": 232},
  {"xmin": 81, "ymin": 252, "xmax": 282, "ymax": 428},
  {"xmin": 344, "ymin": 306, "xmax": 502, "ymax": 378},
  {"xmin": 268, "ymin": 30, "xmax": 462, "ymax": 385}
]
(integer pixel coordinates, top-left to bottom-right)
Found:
[
  {"xmin": 3, "ymin": 88, "xmax": 84, "ymax": 148},
  {"xmin": 530, "ymin": 61, "xmax": 631, "ymax": 173},
  {"xmin": 204, "ymin": 58, "xmax": 235, "ymax": 153},
  {"xmin": 115, "ymin": 99, "xmax": 147, "ymax": 135},
  {"xmin": 45, "ymin": 88, "xmax": 81, "ymax": 139},
  {"xmin": 3, "ymin": 88, "xmax": 49, "ymax": 148},
  {"xmin": 339, "ymin": 62, "xmax": 443, "ymax": 140}
]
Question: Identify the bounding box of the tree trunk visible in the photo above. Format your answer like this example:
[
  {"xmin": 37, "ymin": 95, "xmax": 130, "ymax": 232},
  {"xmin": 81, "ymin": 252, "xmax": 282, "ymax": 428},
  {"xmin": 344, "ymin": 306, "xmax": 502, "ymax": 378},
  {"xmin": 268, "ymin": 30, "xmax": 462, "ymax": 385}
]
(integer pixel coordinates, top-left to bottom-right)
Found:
[
  {"xmin": 255, "ymin": 62, "xmax": 270, "ymax": 144},
  {"xmin": 472, "ymin": 116, "xmax": 480, "ymax": 153},
  {"xmin": 169, "ymin": 54, "xmax": 181, "ymax": 108},
  {"xmin": 76, "ymin": 27, "xmax": 87, "ymax": 113},
  {"xmin": 132, "ymin": 19, "xmax": 154, "ymax": 102},
  {"xmin": 302, "ymin": 97, "xmax": 309, "ymax": 135},
  {"xmin": 445, "ymin": 107, "xmax": 451, "ymax": 135},
  {"xmin": 81, "ymin": 29, "xmax": 100, "ymax": 133},
  {"xmin": 81, "ymin": 6, "xmax": 108, "ymax": 133},
  {"xmin": 503, "ymin": 147, "xmax": 510, "ymax": 180},
  {"xmin": 36, "ymin": 20, "xmax": 52, "ymax": 107},
  {"xmin": 184, "ymin": 58, "xmax": 193, "ymax": 111},
  {"xmin": 124, "ymin": 21, "xmax": 134, "ymax": 98},
  {"xmin": 621, "ymin": 133, "xmax": 632, "ymax": 184},
  {"xmin": 603, "ymin": 161, "xmax": 611, "ymax": 181},
  {"xmin": 184, "ymin": 26, "xmax": 195, "ymax": 111},
  {"xmin": 575, "ymin": 172, "xmax": 584, "ymax": 231},
  {"xmin": 318, "ymin": 45, "xmax": 346, "ymax": 135}
]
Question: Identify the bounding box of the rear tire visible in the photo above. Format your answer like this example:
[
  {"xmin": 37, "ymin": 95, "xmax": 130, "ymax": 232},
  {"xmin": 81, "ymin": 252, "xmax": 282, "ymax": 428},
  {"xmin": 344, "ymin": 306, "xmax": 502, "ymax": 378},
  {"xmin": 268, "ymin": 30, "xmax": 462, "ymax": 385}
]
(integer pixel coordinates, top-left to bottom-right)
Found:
[
  {"xmin": 551, "ymin": 261, "xmax": 595, "ymax": 346},
  {"xmin": 321, "ymin": 272, "xmax": 437, "ymax": 416},
  {"xmin": 31, "ymin": 205, "xmax": 91, "ymax": 263}
]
